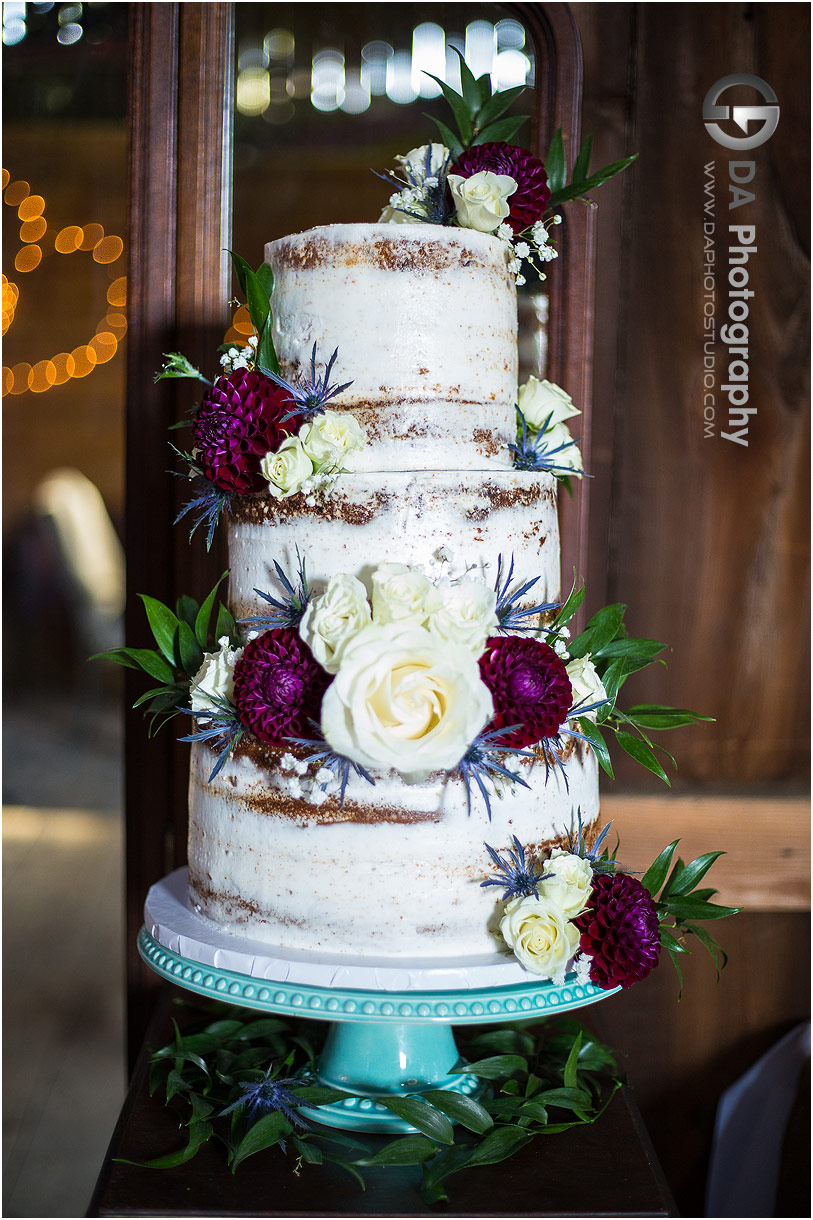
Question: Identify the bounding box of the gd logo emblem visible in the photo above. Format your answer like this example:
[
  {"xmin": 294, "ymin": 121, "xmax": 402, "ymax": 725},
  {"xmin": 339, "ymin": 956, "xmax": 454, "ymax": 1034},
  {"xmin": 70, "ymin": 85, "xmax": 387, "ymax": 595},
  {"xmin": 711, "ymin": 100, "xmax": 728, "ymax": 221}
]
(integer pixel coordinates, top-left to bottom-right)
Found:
[{"xmin": 702, "ymin": 74, "xmax": 779, "ymax": 150}]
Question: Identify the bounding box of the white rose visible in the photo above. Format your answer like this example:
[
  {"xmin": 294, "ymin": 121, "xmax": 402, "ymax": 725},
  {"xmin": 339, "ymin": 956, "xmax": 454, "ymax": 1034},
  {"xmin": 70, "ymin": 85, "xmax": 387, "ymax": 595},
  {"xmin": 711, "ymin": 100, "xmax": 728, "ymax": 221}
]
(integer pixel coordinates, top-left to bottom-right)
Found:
[
  {"xmin": 371, "ymin": 562, "xmax": 441, "ymax": 627},
  {"xmin": 394, "ymin": 142, "xmax": 449, "ymax": 179},
  {"xmin": 499, "ymin": 894, "xmax": 580, "ymax": 981},
  {"xmin": 299, "ymin": 410, "xmax": 367, "ymax": 473},
  {"xmin": 299, "ymin": 573, "xmax": 372, "ymax": 674},
  {"xmin": 260, "ymin": 435, "xmax": 314, "ymax": 499},
  {"xmin": 517, "ymin": 377, "xmax": 580, "ymax": 432},
  {"xmin": 566, "ymin": 653, "xmax": 607, "ymax": 717},
  {"xmin": 427, "ymin": 577, "xmax": 498, "ymax": 655},
  {"xmin": 447, "ymin": 170, "xmax": 517, "ymax": 233},
  {"xmin": 379, "ymin": 204, "xmax": 425, "ymax": 225},
  {"xmin": 537, "ymin": 851, "xmax": 593, "ymax": 919},
  {"xmin": 189, "ymin": 636, "xmax": 243, "ymax": 718},
  {"xmin": 539, "ymin": 420, "xmax": 583, "ymax": 476},
  {"xmin": 321, "ymin": 622, "xmax": 493, "ymax": 783}
]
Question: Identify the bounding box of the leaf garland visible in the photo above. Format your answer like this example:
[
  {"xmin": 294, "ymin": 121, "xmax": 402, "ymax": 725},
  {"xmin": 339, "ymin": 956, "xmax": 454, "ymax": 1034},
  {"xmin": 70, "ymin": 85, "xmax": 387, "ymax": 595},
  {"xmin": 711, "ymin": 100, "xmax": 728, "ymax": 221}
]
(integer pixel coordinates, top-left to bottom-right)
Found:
[{"xmin": 135, "ymin": 1003, "xmax": 623, "ymax": 1204}]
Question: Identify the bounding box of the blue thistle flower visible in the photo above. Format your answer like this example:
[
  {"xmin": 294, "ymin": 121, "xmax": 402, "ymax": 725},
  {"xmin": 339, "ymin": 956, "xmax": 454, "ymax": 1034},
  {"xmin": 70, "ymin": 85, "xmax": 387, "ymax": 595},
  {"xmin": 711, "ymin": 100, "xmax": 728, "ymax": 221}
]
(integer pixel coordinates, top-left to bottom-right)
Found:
[
  {"xmin": 375, "ymin": 147, "xmax": 456, "ymax": 225},
  {"xmin": 170, "ymin": 447, "xmax": 231, "ymax": 552},
  {"xmin": 566, "ymin": 808, "xmax": 618, "ymax": 875},
  {"xmin": 264, "ymin": 343, "xmax": 353, "ymax": 423},
  {"xmin": 493, "ymin": 553, "xmax": 559, "ymax": 633},
  {"xmin": 455, "ymin": 726, "xmax": 536, "ymax": 820},
  {"xmin": 481, "ymin": 835, "xmax": 551, "ymax": 902},
  {"xmin": 510, "ymin": 407, "xmax": 585, "ymax": 477},
  {"xmin": 177, "ymin": 698, "xmax": 243, "ymax": 781},
  {"xmin": 239, "ymin": 548, "xmax": 310, "ymax": 630},
  {"xmin": 220, "ymin": 1069, "xmax": 311, "ymax": 1132},
  {"xmin": 285, "ymin": 725, "xmax": 376, "ymax": 807}
]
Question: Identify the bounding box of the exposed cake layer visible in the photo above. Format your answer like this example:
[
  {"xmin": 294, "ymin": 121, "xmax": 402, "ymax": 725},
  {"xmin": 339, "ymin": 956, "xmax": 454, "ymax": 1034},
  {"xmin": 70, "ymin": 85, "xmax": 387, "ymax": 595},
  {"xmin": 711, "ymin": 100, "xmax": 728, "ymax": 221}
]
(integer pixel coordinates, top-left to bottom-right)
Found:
[
  {"xmin": 228, "ymin": 470, "xmax": 559, "ymax": 622},
  {"xmin": 187, "ymin": 737, "xmax": 600, "ymax": 957},
  {"xmin": 265, "ymin": 223, "xmax": 517, "ymax": 471}
]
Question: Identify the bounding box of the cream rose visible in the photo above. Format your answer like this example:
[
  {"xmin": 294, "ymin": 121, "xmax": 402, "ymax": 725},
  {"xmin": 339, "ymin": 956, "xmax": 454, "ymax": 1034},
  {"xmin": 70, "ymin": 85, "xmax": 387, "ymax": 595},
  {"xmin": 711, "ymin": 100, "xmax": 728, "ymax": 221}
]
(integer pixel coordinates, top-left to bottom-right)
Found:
[
  {"xmin": 394, "ymin": 142, "xmax": 449, "ymax": 179},
  {"xmin": 371, "ymin": 563, "xmax": 441, "ymax": 627},
  {"xmin": 566, "ymin": 653, "xmax": 607, "ymax": 717},
  {"xmin": 299, "ymin": 410, "xmax": 367, "ymax": 473},
  {"xmin": 447, "ymin": 170, "xmax": 517, "ymax": 233},
  {"xmin": 320, "ymin": 622, "xmax": 493, "ymax": 783},
  {"xmin": 499, "ymin": 894, "xmax": 580, "ymax": 981},
  {"xmin": 517, "ymin": 376, "xmax": 580, "ymax": 432},
  {"xmin": 261, "ymin": 435, "xmax": 314, "ymax": 498},
  {"xmin": 427, "ymin": 577, "xmax": 498, "ymax": 655},
  {"xmin": 540, "ymin": 420, "xmax": 583, "ymax": 476},
  {"xmin": 189, "ymin": 636, "xmax": 243, "ymax": 719},
  {"xmin": 299, "ymin": 573, "xmax": 372, "ymax": 674},
  {"xmin": 537, "ymin": 851, "xmax": 593, "ymax": 919}
]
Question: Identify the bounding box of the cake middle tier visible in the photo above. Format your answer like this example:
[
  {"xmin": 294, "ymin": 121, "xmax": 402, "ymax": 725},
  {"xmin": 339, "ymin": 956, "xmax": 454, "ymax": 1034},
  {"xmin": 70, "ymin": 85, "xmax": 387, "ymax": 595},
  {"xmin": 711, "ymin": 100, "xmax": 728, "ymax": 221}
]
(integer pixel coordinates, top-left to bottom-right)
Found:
[
  {"xmin": 265, "ymin": 223, "xmax": 518, "ymax": 471},
  {"xmin": 229, "ymin": 470, "xmax": 559, "ymax": 621}
]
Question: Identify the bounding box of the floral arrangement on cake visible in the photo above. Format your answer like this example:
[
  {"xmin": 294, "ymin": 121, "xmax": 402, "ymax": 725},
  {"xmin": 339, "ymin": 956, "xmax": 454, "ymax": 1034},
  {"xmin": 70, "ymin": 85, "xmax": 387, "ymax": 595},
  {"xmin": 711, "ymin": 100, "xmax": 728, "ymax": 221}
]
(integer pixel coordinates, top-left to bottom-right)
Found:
[{"xmin": 378, "ymin": 49, "xmax": 635, "ymax": 285}]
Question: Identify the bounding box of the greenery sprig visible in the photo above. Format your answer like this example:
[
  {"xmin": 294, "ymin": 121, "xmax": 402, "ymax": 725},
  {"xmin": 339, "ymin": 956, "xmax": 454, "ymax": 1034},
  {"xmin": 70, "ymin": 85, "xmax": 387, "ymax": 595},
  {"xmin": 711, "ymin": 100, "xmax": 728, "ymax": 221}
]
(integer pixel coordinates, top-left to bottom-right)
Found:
[
  {"xmin": 130, "ymin": 1004, "xmax": 623, "ymax": 1204},
  {"xmin": 228, "ymin": 251, "xmax": 279, "ymax": 377},
  {"xmin": 550, "ymin": 575, "xmax": 714, "ymax": 785},
  {"xmin": 92, "ymin": 572, "xmax": 236, "ymax": 733}
]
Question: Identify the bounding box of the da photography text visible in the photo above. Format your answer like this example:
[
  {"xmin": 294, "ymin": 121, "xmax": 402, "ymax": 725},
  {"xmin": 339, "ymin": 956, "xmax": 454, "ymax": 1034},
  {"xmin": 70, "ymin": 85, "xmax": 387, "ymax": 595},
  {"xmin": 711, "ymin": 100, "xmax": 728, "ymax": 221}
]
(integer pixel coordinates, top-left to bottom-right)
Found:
[{"xmin": 700, "ymin": 74, "xmax": 779, "ymax": 446}]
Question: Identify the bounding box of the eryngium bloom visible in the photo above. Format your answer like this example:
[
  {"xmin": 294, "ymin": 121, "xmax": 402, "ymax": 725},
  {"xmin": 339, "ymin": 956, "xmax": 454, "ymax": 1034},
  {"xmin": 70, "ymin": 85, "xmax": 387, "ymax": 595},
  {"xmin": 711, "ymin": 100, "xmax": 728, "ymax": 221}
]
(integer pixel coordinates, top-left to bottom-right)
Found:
[
  {"xmin": 478, "ymin": 635, "xmax": 572, "ymax": 748},
  {"xmin": 450, "ymin": 142, "xmax": 550, "ymax": 233},
  {"xmin": 575, "ymin": 872, "xmax": 661, "ymax": 990},
  {"xmin": 192, "ymin": 369, "xmax": 293, "ymax": 495},
  {"xmin": 233, "ymin": 629, "xmax": 330, "ymax": 746}
]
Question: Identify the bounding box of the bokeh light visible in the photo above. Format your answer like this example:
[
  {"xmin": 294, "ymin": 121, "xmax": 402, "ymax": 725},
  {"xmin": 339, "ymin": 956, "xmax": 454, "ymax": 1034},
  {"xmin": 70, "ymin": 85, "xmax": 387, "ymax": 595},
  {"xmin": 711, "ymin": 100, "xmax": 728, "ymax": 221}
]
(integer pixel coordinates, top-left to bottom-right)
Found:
[
  {"xmin": 15, "ymin": 245, "xmax": 43, "ymax": 272},
  {"xmin": 55, "ymin": 224, "xmax": 83, "ymax": 252}
]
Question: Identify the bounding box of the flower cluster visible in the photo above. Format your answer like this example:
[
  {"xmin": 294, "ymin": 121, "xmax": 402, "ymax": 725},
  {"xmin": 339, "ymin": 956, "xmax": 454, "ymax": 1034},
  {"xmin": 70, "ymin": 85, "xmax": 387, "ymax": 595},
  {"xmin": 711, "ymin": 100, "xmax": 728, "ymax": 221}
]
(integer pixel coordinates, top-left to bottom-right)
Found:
[
  {"xmin": 484, "ymin": 833, "xmax": 660, "ymax": 989},
  {"xmin": 260, "ymin": 408, "xmax": 367, "ymax": 500},
  {"xmin": 511, "ymin": 376, "xmax": 584, "ymax": 478}
]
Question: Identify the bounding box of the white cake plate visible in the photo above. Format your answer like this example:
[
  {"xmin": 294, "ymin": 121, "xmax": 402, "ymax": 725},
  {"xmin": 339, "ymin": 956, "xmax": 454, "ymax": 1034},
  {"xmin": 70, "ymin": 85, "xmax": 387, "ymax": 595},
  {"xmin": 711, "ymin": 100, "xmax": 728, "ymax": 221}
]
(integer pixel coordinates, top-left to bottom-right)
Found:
[{"xmin": 140, "ymin": 868, "xmax": 619, "ymax": 1132}]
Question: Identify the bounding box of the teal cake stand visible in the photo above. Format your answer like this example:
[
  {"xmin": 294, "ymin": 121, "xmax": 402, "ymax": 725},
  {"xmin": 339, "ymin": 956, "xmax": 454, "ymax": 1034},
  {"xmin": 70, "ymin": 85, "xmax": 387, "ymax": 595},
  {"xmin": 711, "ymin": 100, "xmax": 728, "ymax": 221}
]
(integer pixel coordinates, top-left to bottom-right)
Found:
[{"xmin": 140, "ymin": 869, "xmax": 619, "ymax": 1133}]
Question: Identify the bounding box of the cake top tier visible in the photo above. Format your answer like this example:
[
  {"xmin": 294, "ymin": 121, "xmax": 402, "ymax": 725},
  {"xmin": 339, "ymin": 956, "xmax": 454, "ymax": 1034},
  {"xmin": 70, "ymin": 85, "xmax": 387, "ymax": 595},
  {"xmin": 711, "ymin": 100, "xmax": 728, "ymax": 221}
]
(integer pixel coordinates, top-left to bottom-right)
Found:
[{"xmin": 265, "ymin": 222, "xmax": 518, "ymax": 473}]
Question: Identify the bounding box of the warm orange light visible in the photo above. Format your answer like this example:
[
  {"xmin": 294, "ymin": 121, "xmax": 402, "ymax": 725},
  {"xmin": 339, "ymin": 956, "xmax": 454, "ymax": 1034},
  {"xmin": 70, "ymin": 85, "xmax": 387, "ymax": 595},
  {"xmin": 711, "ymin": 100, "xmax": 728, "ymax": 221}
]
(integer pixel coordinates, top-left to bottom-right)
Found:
[
  {"xmin": 4, "ymin": 180, "xmax": 30, "ymax": 207},
  {"xmin": 92, "ymin": 235, "xmax": 124, "ymax": 264},
  {"xmin": 54, "ymin": 225, "xmax": 83, "ymax": 253},
  {"xmin": 20, "ymin": 217, "xmax": 47, "ymax": 243},
  {"xmin": 30, "ymin": 359, "xmax": 58, "ymax": 393},
  {"xmin": 80, "ymin": 223, "xmax": 105, "ymax": 251},
  {"xmin": 1, "ymin": 169, "xmax": 10, "ymax": 190},
  {"xmin": 107, "ymin": 276, "xmax": 127, "ymax": 307},
  {"xmin": 103, "ymin": 311, "xmax": 127, "ymax": 338},
  {"xmin": 18, "ymin": 194, "xmax": 45, "ymax": 222},
  {"xmin": 51, "ymin": 352, "xmax": 76, "ymax": 384},
  {"xmin": 231, "ymin": 305, "xmax": 255, "ymax": 336},
  {"xmin": 9, "ymin": 362, "xmax": 33, "ymax": 394},
  {"xmin": 2, "ymin": 366, "xmax": 12, "ymax": 394},
  {"xmin": 89, "ymin": 332, "xmax": 118, "ymax": 364},
  {"xmin": 70, "ymin": 345, "xmax": 98, "ymax": 377},
  {"xmin": 15, "ymin": 245, "xmax": 42, "ymax": 272}
]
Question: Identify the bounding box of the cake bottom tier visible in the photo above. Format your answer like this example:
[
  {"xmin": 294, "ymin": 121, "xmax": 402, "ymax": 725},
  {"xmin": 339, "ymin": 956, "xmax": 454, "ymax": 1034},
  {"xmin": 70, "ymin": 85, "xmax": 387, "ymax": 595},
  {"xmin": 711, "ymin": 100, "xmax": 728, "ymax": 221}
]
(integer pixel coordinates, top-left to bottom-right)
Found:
[{"xmin": 187, "ymin": 739, "xmax": 600, "ymax": 958}]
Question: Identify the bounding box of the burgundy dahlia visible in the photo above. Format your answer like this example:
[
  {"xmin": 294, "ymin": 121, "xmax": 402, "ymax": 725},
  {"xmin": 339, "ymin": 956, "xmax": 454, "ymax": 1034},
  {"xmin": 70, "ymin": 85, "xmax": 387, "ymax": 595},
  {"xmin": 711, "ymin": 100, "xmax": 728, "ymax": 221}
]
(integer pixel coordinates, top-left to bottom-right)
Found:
[
  {"xmin": 450, "ymin": 142, "xmax": 550, "ymax": 234},
  {"xmin": 192, "ymin": 369, "xmax": 293, "ymax": 495},
  {"xmin": 575, "ymin": 872, "xmax": 661, "ymax": 990},
  {"xmin": 478, "ymin": 635, "xmax": 572, "ymax": 749},
  {"xmin": 233, "ymin": 629, "xmax": 330, "ymax": 746}
]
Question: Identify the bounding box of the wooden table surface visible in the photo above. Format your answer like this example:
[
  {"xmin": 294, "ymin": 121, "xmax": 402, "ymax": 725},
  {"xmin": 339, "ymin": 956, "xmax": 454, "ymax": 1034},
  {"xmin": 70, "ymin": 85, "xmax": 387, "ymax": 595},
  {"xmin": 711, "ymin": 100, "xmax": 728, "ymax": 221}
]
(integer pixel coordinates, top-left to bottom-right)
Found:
[{"xmin": 89, "ymin": 984, "xmax": 677, "ymax": 1218}]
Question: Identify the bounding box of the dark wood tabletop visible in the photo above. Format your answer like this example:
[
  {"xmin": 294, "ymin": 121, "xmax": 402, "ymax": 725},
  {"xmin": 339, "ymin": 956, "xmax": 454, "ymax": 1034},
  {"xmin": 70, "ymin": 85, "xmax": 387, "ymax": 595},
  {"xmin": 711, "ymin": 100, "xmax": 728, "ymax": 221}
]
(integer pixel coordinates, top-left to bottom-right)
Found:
[{"xmin": 89, "ymin": 984, "xmax": 677, "ymax": 1218}]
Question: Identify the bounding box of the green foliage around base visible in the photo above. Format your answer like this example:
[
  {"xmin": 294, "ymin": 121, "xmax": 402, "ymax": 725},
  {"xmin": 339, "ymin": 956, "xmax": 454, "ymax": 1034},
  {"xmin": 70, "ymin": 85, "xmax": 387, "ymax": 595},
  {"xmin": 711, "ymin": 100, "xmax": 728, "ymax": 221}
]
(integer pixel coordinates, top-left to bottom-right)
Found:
[{"xmin": 125, "ymin": 1002, "xmax": 624, "ymax": 1205}]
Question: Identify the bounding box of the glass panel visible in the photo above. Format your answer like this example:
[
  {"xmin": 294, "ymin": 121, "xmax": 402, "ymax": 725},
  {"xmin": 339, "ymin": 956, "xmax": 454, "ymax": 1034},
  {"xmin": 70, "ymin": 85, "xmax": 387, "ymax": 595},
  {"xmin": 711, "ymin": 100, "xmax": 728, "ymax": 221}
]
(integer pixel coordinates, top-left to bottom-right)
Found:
[{"xmin": 230, "ymin": 3, "xmax": 547, "ymax": 383}]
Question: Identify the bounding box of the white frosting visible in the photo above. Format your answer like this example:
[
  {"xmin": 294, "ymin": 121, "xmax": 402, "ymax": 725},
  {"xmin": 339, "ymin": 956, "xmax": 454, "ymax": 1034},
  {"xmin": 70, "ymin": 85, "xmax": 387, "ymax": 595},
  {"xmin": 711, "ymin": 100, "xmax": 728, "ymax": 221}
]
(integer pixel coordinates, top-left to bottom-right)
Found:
[{"xmin": 265, "ymin": 224, "xmax": 517, "ymax": 471}]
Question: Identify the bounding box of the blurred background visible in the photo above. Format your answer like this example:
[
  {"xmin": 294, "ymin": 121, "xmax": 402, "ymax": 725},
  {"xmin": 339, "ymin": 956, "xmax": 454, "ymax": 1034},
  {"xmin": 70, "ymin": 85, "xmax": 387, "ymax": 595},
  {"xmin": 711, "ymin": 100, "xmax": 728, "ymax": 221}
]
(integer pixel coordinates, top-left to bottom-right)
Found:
[{"xmin": 2, "ymin": 3, "xmax": 809, "ymax": 1217}]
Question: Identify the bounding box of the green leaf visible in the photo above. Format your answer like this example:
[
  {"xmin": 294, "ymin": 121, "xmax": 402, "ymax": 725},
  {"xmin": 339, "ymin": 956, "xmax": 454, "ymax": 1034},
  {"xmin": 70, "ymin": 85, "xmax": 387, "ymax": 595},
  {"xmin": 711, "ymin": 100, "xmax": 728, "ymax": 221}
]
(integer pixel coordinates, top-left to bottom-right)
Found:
[
  {"xmin": 472, "ymin": 114, "xmax": 528, "ymax": 146},
  {"xmin": 165, "ymin": 1068, "xmax": 191, "ymax": 1102},
  {"xmin": 426, "ymin": 114, "xmax": 463, "ymax": 160},
  {"xmin": 230, "ymin": 1112, "xmax": 291, "ymax": 1172},
  {"xmin": 569, "ymin": 603, "xmax": 627, "ymax": 659},
  {"xmin": 288, "ymin": 1085, "xmax": 348, "ymax": 1106},
  {"xmin": 464, "ymin": 1124, "xmax": 532, "ymax": 1167},
  {"xmin": 420, "ymin": 1145, "xmax": 474, "ymax": 1205},
  {"xmin": 572, "ymin": 134, "xmax": 593, "ymax": 184},
  {"xmin": 356, "ymin": 1134, "xmax": 437, "ymax": 1167},
  {"xmin": 475, "ymin": 72, "xmax": 492, "ymax": 104},
  {"xmin": 195, "ymin": 572, "xmax": 229, "ymax": 649},
  {"xmin": 256, "ymin": 315, "xmax": 280, "ymax": 377},
  {"xmin": 665, "ymin": 896, "xmax": 741, "ymax": 922},
  {"xmin": 666, "ymin": 944, "xmax": 686, "ymax": 993},
  {"xmin": 188, "ymin": 1093, "xmax": 215, "ymax": 1122},
  {"xmin": 615, "ymin": 730, "xmax": 671, "ymax": 784},
  {"xmin": 684, "ymin": 922, "xmax": 729, "ymax": 976},
  {"xmin": 132, "ymin": 682, "xmax": 177, "ymax": 710},
  {"xmin": 117, "ymin": 1120, "xmax": 212, "ymax": 1170},
  {"xmin": 456, "ymin": 51, "xmax": 481, "ymax": 116},
  {"xmin": 377, "ymin": 1095, "xmax": 454, "ymax": 1145},
  {"xmin": 424, "ymin": 75, "xmax": 473, "ymax": 145},
  {"xmin": 548, "ymin": 153, "xmax": 638, "ymax": 208},
  {"xmin": 518, "ymin": 1098, "xmax": 549, "ymax": 1124},
  {"xmin": 215, "ymin": 603, "xmax": 238, "ymax": 642},
  {"xmin": 600, "ymin": 637, "xmax": 665, "ymax": 663},
  {"xmin": 229, "ymin": 249, "xmax": 254, "ymax": 298},
  {"xmin": 666, "ymin": 851, "xmax": 726, "ymax": 897},
  {"xmin": 138, "ymin": 594, "xmax": 181, "ymax": 666},
  {"xmin": 641, "ymin": 841, "xmax": 679, "ymax": 897},
  {"xmin": 626, "ymin": 704, "xmax": 714, "ymax": 729},
  {"xmin": 175, "ymin": 594, "xmax": 199, "ymax": 628},
  {"xmin": 545, "ymin": 129, "xmax": 567, "ymax": 195},
  {"xmin": 595, "ymin": 657, "xmax": 626, "ymax": 719},
  {"xmin": 563, "ymin": 1031, "xmax": 583, "ymax": 1090},
  {"xmin": 421, "ymin": 1090, "xmax": 494, "ymax": 1134},
  {"xmin": 467, "ymin": 1028, "xmax": 535, "ymax": 1056},
  {"xmin": 178, "ymin": 620, "xmax": 204, "ymax": 677},
  {"xmin": 533, "ymin": 1086, "xmax": 591, "ymax": 1113},
  {"xmin": 659, "ymin": 927, "xmax": 689, "ymax": 955},
  {"xmin": 454, "ymin": 1054, "xmax": 527, "ymax": 1080},
  {"xmin": 475, "ymin": 84, "xmax": 525, "ymax": 129},
  {"xmin": 576, "ymin": 716, "xmax": 614, "ymax": 778},
  {"xmin": 291, "ymin": 1136, "xmax": 322, "ymax": 1165},
  {"xmin": 553, "ymin": 573, "xmax": 585, "ymax": 627},
  {"xmin": 255, "ymin": 261, "xmax": 274, "ymax": 298},
  {"xmin": 97, "ymin": 646, "xmax": 177, "ymax": 685}
]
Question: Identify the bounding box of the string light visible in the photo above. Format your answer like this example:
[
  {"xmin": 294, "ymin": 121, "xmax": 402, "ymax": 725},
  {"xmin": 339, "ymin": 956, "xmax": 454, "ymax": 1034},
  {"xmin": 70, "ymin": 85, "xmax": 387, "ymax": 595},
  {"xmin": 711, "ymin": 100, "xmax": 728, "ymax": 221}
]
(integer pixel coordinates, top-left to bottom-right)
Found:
[{"xmin": 1, "ymin": 168, "xmax": 127, "ymax": 396}]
